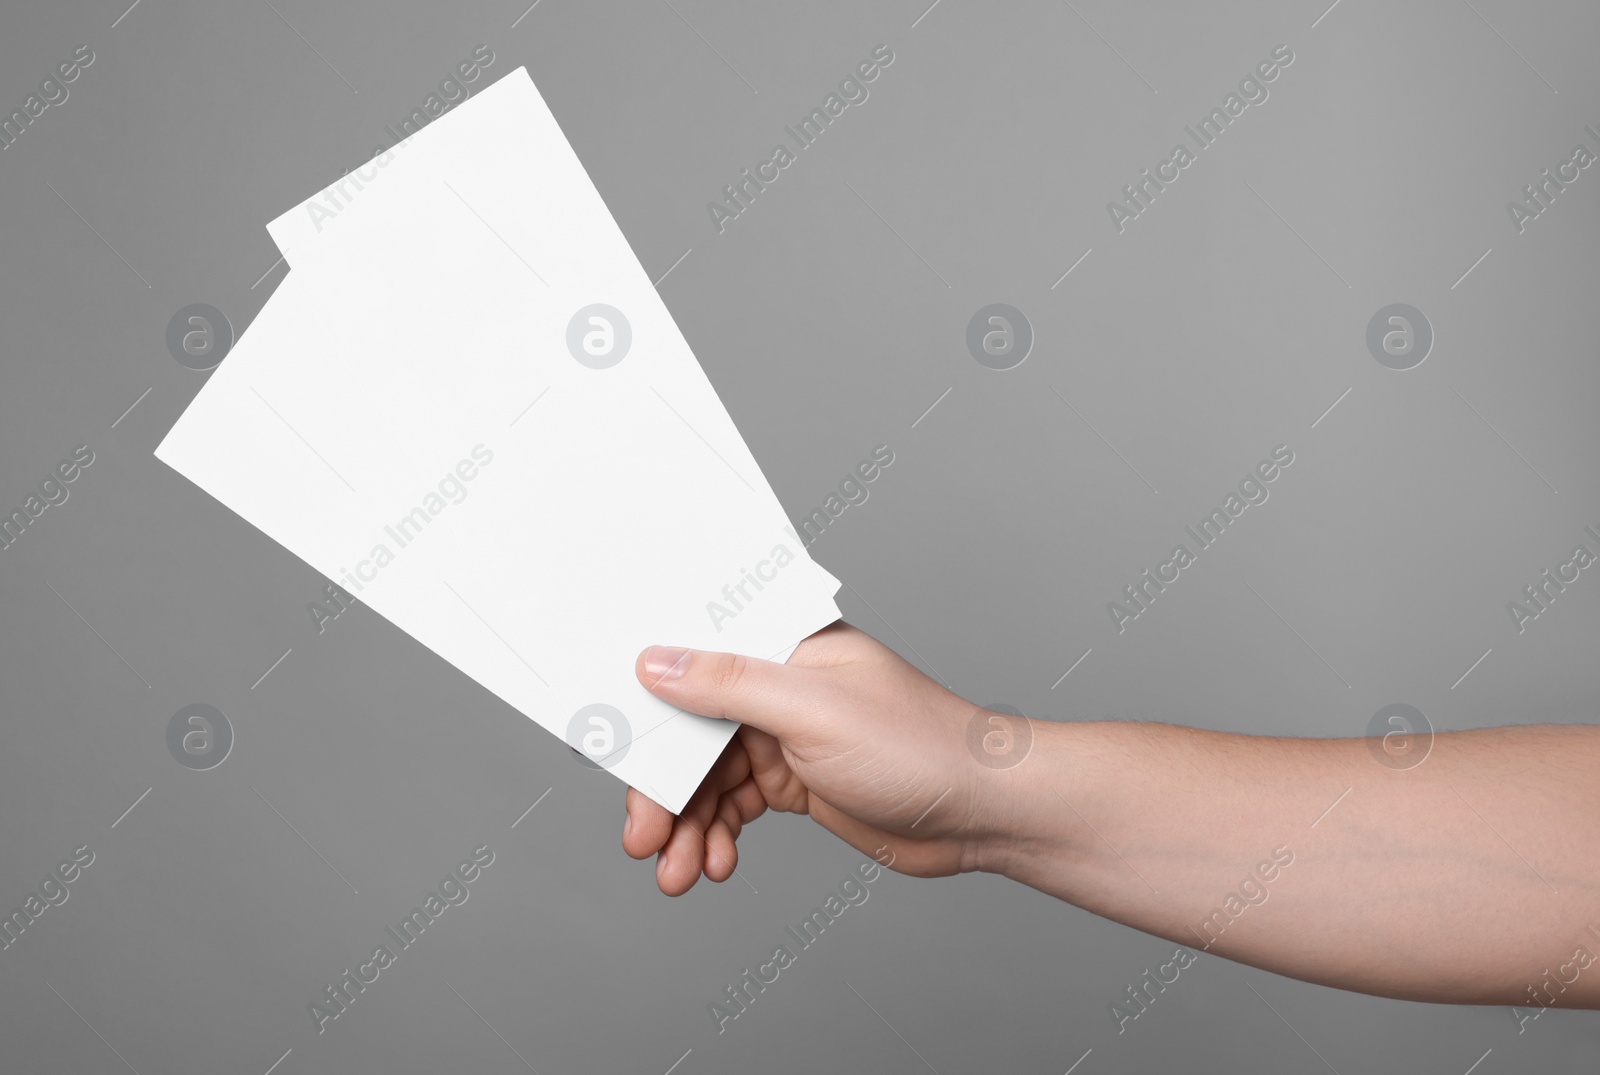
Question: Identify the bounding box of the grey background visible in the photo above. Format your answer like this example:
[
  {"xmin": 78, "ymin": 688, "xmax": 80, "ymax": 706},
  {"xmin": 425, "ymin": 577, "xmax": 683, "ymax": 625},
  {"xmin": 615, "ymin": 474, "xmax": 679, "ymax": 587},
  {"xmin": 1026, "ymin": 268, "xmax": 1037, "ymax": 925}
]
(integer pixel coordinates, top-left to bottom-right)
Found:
[{"xmin": 2, "ymin": 0, "xmax": 1598, "ymax": 1071}]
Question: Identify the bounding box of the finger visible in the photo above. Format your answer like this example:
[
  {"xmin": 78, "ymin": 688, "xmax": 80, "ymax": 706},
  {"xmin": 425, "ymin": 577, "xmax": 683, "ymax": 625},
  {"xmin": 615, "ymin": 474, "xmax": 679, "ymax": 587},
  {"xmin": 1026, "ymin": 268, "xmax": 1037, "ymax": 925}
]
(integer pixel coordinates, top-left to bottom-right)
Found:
[
  {"xmin": 739, "ymin": 725, "xmax": 810, "ymax": 815},
  {"xmin": 703, "ymin": 775, "xmax": 771, "ymax": 883},
  {"xmin": 714, "ymin": 788, "xmax": 749, "ymax": 840},
  {"xmin": 681, "ymin": 736, "xmax": 751, "ymax": 818},
  {"xmin": 636, "ymin": 645, "xmax": 822, "ymax": 739},
  {"xmin": 632, "ymin": 736, "xmax": 749, "ymax": 889},
  {"xmin": 623, "ymin": 787, "xmax": 674, "ymax": 859},
  {"xmin": 703, "ymin": 802, "xmax": 741, "ymax": 883},
  {"xmin": 656, "ymin": 777, "xmax": 727, "ymax": 895},
  {"xmin": 738, "ymin": 724, "xmax": 788, "ymax": 776},
  {"xmin": 725, "ymin": 773, "xmax": 769, "ymax": 826}
]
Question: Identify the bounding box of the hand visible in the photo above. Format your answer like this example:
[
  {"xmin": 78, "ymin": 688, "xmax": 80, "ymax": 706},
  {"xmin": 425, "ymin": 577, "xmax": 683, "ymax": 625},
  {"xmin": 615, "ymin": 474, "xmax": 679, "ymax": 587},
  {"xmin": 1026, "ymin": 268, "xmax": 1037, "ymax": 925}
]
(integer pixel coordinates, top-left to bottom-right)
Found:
[{"xmin": 622, "ymin": 622, "xmax": 1014, "ymax": 894}]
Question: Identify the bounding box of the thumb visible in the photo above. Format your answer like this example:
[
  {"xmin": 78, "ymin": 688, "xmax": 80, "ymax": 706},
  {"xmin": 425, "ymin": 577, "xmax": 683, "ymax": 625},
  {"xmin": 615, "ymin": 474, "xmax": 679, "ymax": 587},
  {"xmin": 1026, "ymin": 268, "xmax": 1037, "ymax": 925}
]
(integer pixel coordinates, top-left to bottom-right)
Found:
[{"xmin": 637, "ymin": 645, "xmax": 813, "ymax": 738}]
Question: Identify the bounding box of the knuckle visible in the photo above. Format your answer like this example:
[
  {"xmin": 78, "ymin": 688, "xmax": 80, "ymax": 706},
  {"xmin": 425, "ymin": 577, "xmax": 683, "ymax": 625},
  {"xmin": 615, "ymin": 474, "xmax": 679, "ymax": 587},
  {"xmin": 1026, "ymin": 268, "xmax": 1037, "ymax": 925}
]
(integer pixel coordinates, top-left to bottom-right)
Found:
[{"xmin": 708, "ymin": 652, "xmax": 750, "ymax": 695}]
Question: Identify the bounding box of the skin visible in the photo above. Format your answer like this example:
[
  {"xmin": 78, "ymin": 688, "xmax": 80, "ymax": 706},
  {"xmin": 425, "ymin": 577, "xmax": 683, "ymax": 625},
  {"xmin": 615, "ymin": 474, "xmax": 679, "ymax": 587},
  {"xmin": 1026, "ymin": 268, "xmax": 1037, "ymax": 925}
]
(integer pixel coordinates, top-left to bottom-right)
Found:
[{"xmin": 624, "ymin": 622, "xmax": 1600, "ymax": 1010}]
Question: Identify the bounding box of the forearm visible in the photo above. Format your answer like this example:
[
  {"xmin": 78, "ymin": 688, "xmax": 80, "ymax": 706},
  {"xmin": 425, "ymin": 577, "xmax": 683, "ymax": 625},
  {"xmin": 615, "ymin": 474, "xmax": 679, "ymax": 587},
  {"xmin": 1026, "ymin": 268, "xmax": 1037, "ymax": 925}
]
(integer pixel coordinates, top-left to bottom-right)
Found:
[{"xmin": 982, "ymin": 720, "xmax": 1600, "ymax": 1007}]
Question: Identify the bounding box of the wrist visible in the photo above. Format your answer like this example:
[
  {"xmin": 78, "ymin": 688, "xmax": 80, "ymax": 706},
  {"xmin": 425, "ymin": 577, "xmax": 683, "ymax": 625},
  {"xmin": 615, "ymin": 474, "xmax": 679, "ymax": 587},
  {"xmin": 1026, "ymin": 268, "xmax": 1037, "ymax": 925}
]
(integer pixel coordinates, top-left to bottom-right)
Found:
[{"xmin": 969, "ymin": 718, "xmax": 1099, "ymax": 883}]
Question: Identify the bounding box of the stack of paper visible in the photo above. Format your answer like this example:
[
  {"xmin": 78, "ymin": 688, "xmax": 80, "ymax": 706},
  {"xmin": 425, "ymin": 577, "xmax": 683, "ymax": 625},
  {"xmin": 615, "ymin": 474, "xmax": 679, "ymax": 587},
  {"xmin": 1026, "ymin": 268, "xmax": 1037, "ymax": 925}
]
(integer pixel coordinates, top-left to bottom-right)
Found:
[{"xmin": 156, "ymin": 67, "xmax": 841, "ymax": 813}]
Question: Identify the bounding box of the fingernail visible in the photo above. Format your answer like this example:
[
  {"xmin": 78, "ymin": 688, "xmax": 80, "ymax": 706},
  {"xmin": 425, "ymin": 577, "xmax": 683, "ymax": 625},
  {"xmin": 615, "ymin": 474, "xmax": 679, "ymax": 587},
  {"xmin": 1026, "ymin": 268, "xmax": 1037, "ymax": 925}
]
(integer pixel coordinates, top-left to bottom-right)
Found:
[
  {"xmin": 643, "ymin": 646, "xmax": 691, "ymax": 682},
  {"xmin": 624, "ymin": 813, "xmax": 633, "ymax": 838}
]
